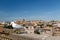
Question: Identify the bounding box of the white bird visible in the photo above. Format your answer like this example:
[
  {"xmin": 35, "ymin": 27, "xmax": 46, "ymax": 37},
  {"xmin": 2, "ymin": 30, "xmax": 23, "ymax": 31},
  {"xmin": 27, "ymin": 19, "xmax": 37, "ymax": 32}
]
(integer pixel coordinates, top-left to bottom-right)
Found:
[{"xmin": 11, "ymin": 22, "xmax": 23, "ymax": 29}]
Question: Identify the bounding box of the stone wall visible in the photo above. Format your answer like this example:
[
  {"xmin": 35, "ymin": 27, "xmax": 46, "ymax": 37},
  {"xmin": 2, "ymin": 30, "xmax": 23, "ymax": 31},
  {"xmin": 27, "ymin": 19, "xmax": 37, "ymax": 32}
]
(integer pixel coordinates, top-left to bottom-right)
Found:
[{"xmin": 9, "ymin": 34, "xmax": 41, "ymax": 40}]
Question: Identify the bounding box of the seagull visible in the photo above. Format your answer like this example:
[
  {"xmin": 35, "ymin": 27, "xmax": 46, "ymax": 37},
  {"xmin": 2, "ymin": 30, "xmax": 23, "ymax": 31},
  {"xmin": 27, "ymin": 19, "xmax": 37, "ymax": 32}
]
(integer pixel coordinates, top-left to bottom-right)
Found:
[{"xmin": 11, "ymin": 22, "xmax": 23, "ymax": 29}]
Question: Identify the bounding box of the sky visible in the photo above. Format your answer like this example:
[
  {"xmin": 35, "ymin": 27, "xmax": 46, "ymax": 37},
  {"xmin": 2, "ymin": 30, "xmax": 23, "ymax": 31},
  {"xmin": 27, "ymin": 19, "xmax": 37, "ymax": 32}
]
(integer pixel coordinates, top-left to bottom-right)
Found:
[{"xmin": 0, "ymin": 0, "xmax": 60, "ymax": 21}]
